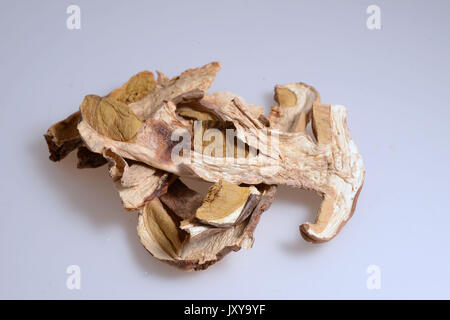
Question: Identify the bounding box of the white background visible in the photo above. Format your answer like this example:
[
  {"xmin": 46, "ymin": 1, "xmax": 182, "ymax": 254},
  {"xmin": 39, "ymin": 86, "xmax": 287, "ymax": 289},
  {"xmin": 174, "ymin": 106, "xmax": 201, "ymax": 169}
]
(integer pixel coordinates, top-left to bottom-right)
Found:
[{"xmin": 1, "ymin": 0, "xmax": 449, "ymax": 299}]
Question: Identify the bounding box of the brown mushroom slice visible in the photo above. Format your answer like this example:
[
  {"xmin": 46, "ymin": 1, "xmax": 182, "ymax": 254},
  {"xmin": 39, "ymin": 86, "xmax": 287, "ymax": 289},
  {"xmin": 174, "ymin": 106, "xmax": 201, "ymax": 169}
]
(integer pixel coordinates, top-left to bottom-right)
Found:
[
  {"xmin": 44, "ymin": 71, "xmax": 156, "ymax": 164},
  {"xmin": 44, "ymin": 62, "xmax": 221, "ymax": 164},
  {"xmin": 195, "ymin": 180, "xmax": 260, "ymax": 227}
]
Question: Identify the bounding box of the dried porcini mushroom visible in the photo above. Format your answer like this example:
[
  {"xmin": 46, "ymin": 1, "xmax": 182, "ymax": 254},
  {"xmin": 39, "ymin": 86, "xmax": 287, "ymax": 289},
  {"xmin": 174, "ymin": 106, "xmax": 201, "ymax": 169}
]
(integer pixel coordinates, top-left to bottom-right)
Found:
[
  {"xmin": 270, "ymin": 82, "xmax": 320, "ymax": 132},
  {"xmin": 44, "ymin": 111, "xmax": 82, "ymax": 161},
  {"xmin": 44, "ymin": 61, "xmax": 365, "ymax": 271},
  {"xmin": 137, "ymin": 179, "xmax": 277, "ymax": 270},
  {"xmin": 195, "ymin": 180, "xmax": 260, "ymax": 227},
  {"xmin": 80, "ymin": 95, "xmax": 143, "ymax": 142}
]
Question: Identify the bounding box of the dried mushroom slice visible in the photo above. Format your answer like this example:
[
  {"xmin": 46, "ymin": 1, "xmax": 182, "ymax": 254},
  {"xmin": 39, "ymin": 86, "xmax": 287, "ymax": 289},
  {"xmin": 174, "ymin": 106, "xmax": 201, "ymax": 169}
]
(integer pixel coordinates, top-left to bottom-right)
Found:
[
  {"xmin": 45, "ymin": 61, "xmax": 366, "ymax": 270},
  {"xmin": 176, "ymin": 92, "xmax": 264, "ymax": 159},
  {"xmin": 103, "ymin": 149, "xmax": 173, "ymax": 211},
  {"xmin": 80, "ymin": 95, "xmax": 143, "ymax": 142},
  {"xmin": 193, "ymin": 120, "xmax": 251, "ymax": 159},
  {"xmin": 195, "ymin": 180, "xmax": 260, "ymax": 227},
  {"xmin": 139, "ymin": 199, "xmax": 183, "ymax": 259},
  {"xmin": 107, "ymin": 71, "xmax": 156, "ymax": 104},
  {"xmin": 79, "ymin": 92, "xmax": 364, "ymax": 243},
  {"xmin": 137, "ymin": 183, "xmax": 277, "ymax": 271},
  {"xmin": 44, "ymin": 111, "xmax": 82, "ymax": 161},
  {"xmin": 76, "ymin": 146, "xmax": 108, "ymax": 169},
  {"xmin": 269, "ymin": 82, "xmax": 320, "ymax": 132}
]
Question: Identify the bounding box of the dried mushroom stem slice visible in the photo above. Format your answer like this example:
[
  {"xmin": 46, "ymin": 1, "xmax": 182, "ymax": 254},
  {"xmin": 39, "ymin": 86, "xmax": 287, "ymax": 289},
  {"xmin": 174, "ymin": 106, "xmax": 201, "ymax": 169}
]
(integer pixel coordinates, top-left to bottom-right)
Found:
[{"xmin": 195, "ymin": 180, "xmax": 260, "ymax": 227}]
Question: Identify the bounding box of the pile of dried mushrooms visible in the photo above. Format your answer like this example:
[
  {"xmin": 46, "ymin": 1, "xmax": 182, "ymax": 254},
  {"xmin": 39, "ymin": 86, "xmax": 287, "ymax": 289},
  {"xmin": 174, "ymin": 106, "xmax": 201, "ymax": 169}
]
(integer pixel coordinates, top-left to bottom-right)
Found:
[{"xmin": 44, "ymin": 62, "xmax": 365, "ymax": 271}]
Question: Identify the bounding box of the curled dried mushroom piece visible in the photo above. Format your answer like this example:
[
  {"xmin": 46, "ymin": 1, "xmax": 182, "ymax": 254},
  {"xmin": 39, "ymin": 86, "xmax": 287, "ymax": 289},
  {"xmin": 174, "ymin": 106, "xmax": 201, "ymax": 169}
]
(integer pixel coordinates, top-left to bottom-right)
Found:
[
  {"xmin": 80, "ymin": 95, "xmax": 143, "ymax": 142},
  {"xmin": 269, "ymin": 82, "xmax": 320, "ymax": 132},
  {"xmin": 44, "ymin": 70, "xmax": 157, "ymax": 165},
  {"xmin": 195, "ymin": 180, "xmax": 260, "ymax": 227}
]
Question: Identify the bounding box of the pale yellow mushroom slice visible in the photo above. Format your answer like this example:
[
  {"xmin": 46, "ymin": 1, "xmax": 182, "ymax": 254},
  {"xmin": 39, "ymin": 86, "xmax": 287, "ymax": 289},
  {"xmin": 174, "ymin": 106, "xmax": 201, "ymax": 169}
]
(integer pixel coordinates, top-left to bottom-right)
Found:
[
  {"xmin": 137, "ymin": 181, "xmax": 277, "ymax": 271},
  {"xmin": 195, "ymin": 180, "xmax": 261, "ymax": 227}
]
